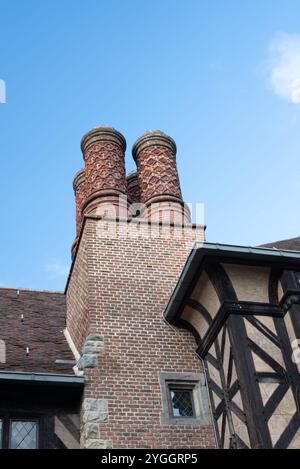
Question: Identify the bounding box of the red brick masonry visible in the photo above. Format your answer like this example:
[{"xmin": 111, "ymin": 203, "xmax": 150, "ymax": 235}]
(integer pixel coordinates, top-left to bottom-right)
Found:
[{"xmin": 66, "ymin": 218, "xmax": 215, "ymax": 448}]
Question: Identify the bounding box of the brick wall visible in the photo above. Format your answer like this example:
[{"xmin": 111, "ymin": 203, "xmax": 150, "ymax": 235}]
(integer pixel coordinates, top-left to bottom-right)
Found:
[
  {"xmin": 66, "ymin": 229, "xmax": 89, "ymax": 352},
  {"xmin": 66, "ymin": 216, "xmax": 216, "ymax": 448}
]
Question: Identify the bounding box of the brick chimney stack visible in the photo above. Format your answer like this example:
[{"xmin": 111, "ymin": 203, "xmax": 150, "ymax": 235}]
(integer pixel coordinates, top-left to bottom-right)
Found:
[
  {"xmin": 71, "ymin": 127, "xmax": 191, "ymax": 259},
  {"xmin": 72, "ymin": 168, "xmax": 86, "ymax": 258},
  {"xmin": 66, "ymin": 125, "xmax": 207, "ymax": 449},
  {"xmin": 132, "ymin": 130, "xmax": 191, "ymax": 224},
  {"xmin": 81, "ymin": 126, "xmax": 127, "ymax": 218}
]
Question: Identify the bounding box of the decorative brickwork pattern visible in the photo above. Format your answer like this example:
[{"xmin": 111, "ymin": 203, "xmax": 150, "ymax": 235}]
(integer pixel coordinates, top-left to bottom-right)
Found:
[
  {"xmin": 84, "ymin": 142, "xmax": 126, "ymax": 197},
  {"xmin": 81, "ymin": 127, "xmax": 127, "ymax": 212},
  {"xmin": 73, "ymin": 169, "xmax": 86, "ymax": 237},
  {"xmin": 133, "ymin": 131, "xmax": 183, "ymax": 205}
]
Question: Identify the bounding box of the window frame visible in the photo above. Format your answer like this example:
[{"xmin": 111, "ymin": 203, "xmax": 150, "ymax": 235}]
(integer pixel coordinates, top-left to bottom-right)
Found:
[
  {"xmin": 159, "ymin": 372, "xmax": 211, "ymax": 426},
  {"xmin": 167, "ymin": 384, "xmax": 196, "ymax": 419},
  {"xmin": 0, "ymin": 413, "xmax": 43, "ymax": 449}
]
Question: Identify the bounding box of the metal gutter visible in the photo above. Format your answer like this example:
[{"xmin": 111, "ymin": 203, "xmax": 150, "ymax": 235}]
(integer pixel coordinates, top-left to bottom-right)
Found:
[
  {"xmin": 164, "ymin": 242, "xmax": 300, "ymax": 324},
  {"xmin": 0, "ymin": 371, "xmax": 84, "ymax": 387}
]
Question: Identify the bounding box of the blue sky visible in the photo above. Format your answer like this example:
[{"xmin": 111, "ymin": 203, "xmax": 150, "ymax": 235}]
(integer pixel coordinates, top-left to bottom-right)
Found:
[{"xmin": 0, "ymin": 0, "xmax": 300, "ymax": 290}]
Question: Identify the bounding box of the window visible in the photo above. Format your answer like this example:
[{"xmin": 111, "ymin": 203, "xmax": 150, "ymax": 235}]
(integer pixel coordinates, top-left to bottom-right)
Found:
[
  {"xmin": 9, "ymin": 420, "xmax": 38, "ymax": 449},
  {"xmin": 0, "ymin": 417, "xmax": 40, "ymax": 449},
  {"xmin": 169, "ymin": 388, "xmax": 195, "ymax": 418},
  {"xmin": 159, "ymin": 372, "xmax": 211, "ymax": 426}
]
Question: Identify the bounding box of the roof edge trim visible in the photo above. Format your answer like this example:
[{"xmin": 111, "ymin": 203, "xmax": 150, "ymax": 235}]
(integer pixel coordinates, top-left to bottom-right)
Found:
[
  {"xmin": 164, "ymin": 242, "xmax": 300, "ymax": 325},
  {"xmin": 0, "ymin": 371, "xmax": 84, "ymax": 387}
]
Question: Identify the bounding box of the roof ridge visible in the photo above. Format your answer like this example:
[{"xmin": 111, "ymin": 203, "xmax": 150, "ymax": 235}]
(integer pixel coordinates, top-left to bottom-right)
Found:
[
  {"xmin": 0, "ymin": 286, "xmax": 64, "ymax": 294},
  {"xmin": 261, "ymin": 235, "xmax": 300, "ymax": 250}
]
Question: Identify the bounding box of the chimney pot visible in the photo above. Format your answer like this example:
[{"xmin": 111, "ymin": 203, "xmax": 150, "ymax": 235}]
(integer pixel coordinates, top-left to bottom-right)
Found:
[
  {"xmin": 132, "ymin": 130, "xmax": 190, "ymax": 224},
  {"xmin": 132, "ymin": 130, "xmax": 176, "ymax": 163},
  {"xmin": 81, "ymin": 125, "xmax": 126, "ymax": 155},
  {"xmin": 81, "ymin": 126, "xmax": 127, "ymax": 217}
]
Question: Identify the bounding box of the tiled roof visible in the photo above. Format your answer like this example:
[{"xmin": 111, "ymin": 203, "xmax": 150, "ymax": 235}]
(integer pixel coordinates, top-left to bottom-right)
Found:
[
  {"xmin": 0, "ymin": 287, "xmax": 75, "ymax": 374},
  {"xmin": 261, "ymin": 236, "xmax": 300, "ymax": 252}
]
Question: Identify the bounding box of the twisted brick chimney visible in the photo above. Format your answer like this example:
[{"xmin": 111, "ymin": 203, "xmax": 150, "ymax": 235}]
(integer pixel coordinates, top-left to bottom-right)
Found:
[
  {"xmin": 72, "ymin": 168, "xmax": 86, "ymax": 258},
  {"xmin": 132, "ymin": 130, "xmax": 191, "ymax": 224},
  {"xmin": 71, "ymin": 127, "xmax": 191, "ymax": 258},
  {"xmin": 80, "ymin": 126, "xmax": 127, "ymax": 218},
  {"xmin": 73, "ymin": 169, "xmax": 86, "ymax": 235}
]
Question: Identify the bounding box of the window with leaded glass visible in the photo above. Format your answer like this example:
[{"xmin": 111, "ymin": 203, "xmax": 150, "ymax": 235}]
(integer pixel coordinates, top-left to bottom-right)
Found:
[
  {"xmin": 9, "ymin": 420, "xmax": 38, "ymax": 449},
  {"xmin": 0, "ymin": 417, "xmax": 40, "ymax": 449},
  {"xmin": 169, "ymin": 388, "xmax": 195, "ymax": 418},
  {"xmin": 159, "ymin": 372, "xmax": 211, "ymax": 426}
]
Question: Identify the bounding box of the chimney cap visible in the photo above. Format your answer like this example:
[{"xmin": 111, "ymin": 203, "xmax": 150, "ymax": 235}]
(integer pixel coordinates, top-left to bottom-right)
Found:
[
  {"xmin": 72, "ymin": 168, "xmax": 86, "ymax": 192},
  {"xmin": 132, "ymin": 130, "xmax": 177, "ymax": 162},
  {"xmin": 81, "ymin": 125, "xmax": 126, "ymax": 155}
]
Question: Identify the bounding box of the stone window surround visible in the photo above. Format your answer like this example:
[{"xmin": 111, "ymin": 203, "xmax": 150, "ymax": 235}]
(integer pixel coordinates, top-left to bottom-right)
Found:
[{"xmin": 159, "ymin": 372, "xmax": 211, "ymax": 426}]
